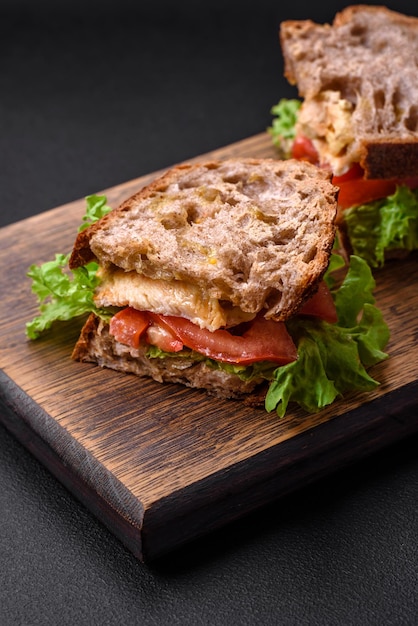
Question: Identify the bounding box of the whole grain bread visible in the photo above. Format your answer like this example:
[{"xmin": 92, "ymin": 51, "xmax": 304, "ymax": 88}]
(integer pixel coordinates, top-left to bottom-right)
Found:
[
  {"xmin": 73, "ymin": 313, "xmax": 266, "ymax": 401},
  {"xmin": 70, "ymin": 158, "xmax": 337, "ymax": 322},
  {"xmin": 280, "ymin": 5, "xmax": 418, "ymax": 178}
]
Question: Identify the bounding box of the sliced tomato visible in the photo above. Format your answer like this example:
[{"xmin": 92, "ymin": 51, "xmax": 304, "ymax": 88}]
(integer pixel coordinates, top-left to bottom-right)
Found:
[
  {"xmin": 150, "ymin": 313, "xmax": 298, "ymax": 365},
  {"xmin": 331, "ymin": 162, "xmax": 363, "ymax": 183},
  {"xmin": 291, "ymin": 135, "xmax": 319, "ymax": 164},
  {"xmin": 333, "ymin": 166, "xmax": 397, "ymax": 210},
  {"xmin": 109, "ymin": 287, "xmax": 338, "ymax": 366},
  {"xmin": 334, "ymin": 166, "xmax": 418, "ymax": 210},
  {"xmin": 109, "ymin": 307, "xmax": 149, "ymax": 348},
  {"xmin": 291, "ymin": 136, "xmax": 418, "ymax": 210},
  {"xmin": 297, "ymin": 281, "xmax": 338, "ymax": 324},
  {"xmin": 109, "ymin": 308, "xmax": 297, "ymax": 365},
  {"xmin": 291, "ymin": 138, "xmax": 396, "ymax": 208}
]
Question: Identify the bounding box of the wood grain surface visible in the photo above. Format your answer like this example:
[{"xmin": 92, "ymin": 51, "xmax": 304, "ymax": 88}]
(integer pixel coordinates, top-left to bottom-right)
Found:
[{"xmin": 1, "ymin": 133, "xmax": 418, "ymax": 561}]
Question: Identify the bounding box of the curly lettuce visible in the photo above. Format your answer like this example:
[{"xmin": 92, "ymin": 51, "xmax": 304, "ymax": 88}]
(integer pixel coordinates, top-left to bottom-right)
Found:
[
  {"xmin": 25, "ymin": 195, "xmax": 112, "ymax": 339},
  {"xmin": 77, "ymin": 193, "xmax": 112, "ymax": 232},
  {"xmin": 268, "ymin": 98, "xmax": 301, "ymax": 156},
  {"xmin": 344, "ymin": 185, "xmax": 418, "ymax": 267},
  {"xmin": 265, "ymin": 255, "xmax": 389, "ymax": 417}
]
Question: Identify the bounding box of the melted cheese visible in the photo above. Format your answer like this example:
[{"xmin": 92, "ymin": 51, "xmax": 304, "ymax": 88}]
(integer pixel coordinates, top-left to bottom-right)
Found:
[{"xmin": 94, "ymin": 268, "xmax": 255, "ymax": 331}]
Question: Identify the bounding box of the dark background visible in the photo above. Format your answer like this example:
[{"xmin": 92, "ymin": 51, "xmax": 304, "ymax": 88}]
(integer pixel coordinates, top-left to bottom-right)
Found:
[{"xmin": 1, "ymin": 1, "xmax": 418, "ymax": 624}]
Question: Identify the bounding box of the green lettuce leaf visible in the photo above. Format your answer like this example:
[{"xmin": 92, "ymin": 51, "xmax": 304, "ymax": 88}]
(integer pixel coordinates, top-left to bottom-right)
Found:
[
  {"xmin": 25, "ymin": 256, "xmax": 106, "ymax": 339},
  {"xmin": 265, "ymin": 255, "xmax": 389, "ymax": 417},
  {"xmin": 26, "ymin": 195, "xmax": 113, "ymax": 339},
  {"xmin": 268, "ymin": 98, "xmax": 301, "ymax": 155},
  {"xmin": 344, "ymin": 185, "xmax": 418, "ymax": 267},
  {"xmin": 78, "ymin": 194, "xmax": 112, "ymax": 232}
]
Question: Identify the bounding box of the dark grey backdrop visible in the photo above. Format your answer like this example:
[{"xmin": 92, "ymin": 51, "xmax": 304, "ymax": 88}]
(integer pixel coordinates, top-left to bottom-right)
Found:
[{"xmin": 1, "ymin": 2, "xmax": 418, "ymax": 624}]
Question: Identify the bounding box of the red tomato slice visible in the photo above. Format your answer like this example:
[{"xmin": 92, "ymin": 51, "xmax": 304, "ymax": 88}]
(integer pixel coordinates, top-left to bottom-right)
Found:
[
  {"xmin": 331, "ymin": 162, "xmax": 364, "ymax": 183},
  {"xmin": 291, "ymin": 138, "xmax": 395, "ymax": 208},
  {"xmin": 109, "ymin": 307, "xmax": 149, "ymax": 348},
  {"xmin": 148, "ymin": 313, "xmax": 298, "ymax": 365},
  {"xmin": 109, "ymin": 308, "xmax": 184, "ymax": 352},
  {"xmin": 291, "ymin": 136, "xmax": 418, "ymax": 210},
  {"xmin": 291, "ymin": 135, "xmax": 319, "ymax": 165},
  {"xmin": 109, "ymin": 286, "xmax": 338, "ymax": 366},
  {"xmin": 297, "ymin": 281, "xmax": 338, "ymax": 324},
  {"xmin": 333, "ymin": 167, "xmax": 397, "ymax": 210},
  {"xmin": 334, "ymin": 167, "xmax": 418, "ymax": 210}
]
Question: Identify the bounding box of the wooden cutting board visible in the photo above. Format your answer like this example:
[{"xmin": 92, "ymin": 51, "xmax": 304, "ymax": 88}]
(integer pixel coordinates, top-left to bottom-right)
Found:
[{"xmin": 1, "ymin": 133, "xmax": 418, "ymax": 562}]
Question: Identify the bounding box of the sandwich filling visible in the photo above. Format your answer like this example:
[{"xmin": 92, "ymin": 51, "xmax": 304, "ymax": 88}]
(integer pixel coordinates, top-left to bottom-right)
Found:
[
  {"xmin": 295, "ymin": 90, "xmax": 357, "ymax": 176},
  {"xmin": 94, "ymin": 266, "xmax": 256, "ymax": 332},
  {"xmin": 100, "ymin": 276, "xmax": 336, "ymax": 366}
]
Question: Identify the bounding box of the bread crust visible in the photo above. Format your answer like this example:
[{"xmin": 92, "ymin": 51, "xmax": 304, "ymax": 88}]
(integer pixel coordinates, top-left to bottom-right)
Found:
[
  {"xmin": 280, "ymin": 6, "xmax": 418, "ymax": 178},
  {"xmin": 333, "ymin": 5, "xmax": 417, "ymax": 29},
  {"xmin": 360, "ymin": 140, "xmax": 418, "ymax": 180},
  {"xmin": 70, "ymin": 158, "xmax": 337, "ymax": 322}
]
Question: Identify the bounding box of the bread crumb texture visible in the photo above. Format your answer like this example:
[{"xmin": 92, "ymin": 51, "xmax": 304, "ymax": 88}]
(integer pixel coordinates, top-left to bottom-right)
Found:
[{"xmin": 86, "ymin": 158, "xmax": 337, "ymax": 321}]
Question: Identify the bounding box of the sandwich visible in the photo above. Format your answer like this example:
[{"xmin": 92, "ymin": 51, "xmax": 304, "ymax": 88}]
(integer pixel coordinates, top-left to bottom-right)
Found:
[
  {"xmin": 26, "ymin": 157, "xmax": 389, "ymax": 417},
  {"xmin": 270, "ymin": 5, "xmax": 418, "ymax": 267}
]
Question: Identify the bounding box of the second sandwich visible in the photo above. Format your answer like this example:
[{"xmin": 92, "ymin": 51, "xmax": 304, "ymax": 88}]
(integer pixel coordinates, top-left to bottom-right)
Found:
[{"xmin": 272, "ymin": 5, "xmax": 418, "ymax": 267}]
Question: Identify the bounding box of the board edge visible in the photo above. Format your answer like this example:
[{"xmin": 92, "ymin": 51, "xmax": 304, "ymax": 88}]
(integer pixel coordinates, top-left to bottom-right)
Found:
[
  {"xmin": 142, "ymin": 381, "xmax": 418, "ymax": 560},
  {"xmin": 0, "ymin": 370, "xmax": 146, "ymax": 561}
]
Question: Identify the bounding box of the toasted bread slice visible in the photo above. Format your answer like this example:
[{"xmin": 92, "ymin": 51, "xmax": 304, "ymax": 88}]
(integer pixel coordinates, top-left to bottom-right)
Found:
[
  {"xmin": 70, "ymin": 158, "xmax": 337, "ymax": 323},
  {"xmin": 280, "ymin": 5, "xmax": 418, "ymax": 177}
]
